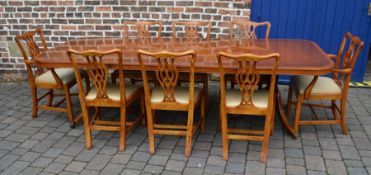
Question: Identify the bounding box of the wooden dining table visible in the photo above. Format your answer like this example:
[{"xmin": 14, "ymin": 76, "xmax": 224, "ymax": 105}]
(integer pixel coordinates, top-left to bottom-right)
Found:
[{"xmin": 34, "ymin": 37, "xmax": 334, "ymax": 137}]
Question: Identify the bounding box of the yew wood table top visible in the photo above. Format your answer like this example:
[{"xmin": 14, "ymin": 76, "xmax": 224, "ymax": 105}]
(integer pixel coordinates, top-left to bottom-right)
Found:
[{"xmin": 34, "ymin": 37, "xmax": 333, "ymax": 75}]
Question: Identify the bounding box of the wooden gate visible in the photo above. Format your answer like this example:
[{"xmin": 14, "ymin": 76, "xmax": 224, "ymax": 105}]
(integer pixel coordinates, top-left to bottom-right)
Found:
[{"xmin": 251, "ymin": 0, "xmax": 371, "ymax": 82}]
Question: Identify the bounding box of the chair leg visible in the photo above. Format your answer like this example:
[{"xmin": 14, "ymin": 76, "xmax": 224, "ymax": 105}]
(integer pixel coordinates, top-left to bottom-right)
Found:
[
  {"xmin": 270, "ymin": 102, "xmax": 276, "ymax": 136},
  {"xmin": 119, "ymin": 107, "xmax": 127, "ymax": 152},
  {"xmin": 130, "ymin": 79, "xmax": 136, "ymax": 85},
  {"xmin": 111, "ymin": 71, "xmax": 117, "ymax": 84},
  {"xmin": 185, "ymin": 109, "xmax": 195, "ymax": 157},
  {"xmin": 81, "ymin": 105, "xmax": 92, "ymax": 149},
  {"xmin": 47, "ymin": 89, "xmax": 53, "ymax": 106},
  {"xmin": 203, "ymin": 77, "xmax": 208, "ymax": 115},
  {"xmin": 261, "ymin": 111, "xmax": 273, "ymax": 163},
  {"xmin": 286, "ymin": 86, "xmax": 293, "ymax": 117},
  {"xmin": 64, "ymin": 86, "xmax": 75, "ymax": 128},
  {"xmin": 293, "ymin": 95, "xmax": 303, "ymax": 137},
  {"xmin": 200, "ymin": 89, "xmax": 206, "ymax": 131},
  {"xmin": 340, "ymin": 99, "xmax": 349, "ymax": 134},
  {"xmin": 331, "ymin": 100, "xmax": 339, "ymax": 121},
  {"xmin": 141, "ymin": 94, "xmax": 146, "ymax": 125},
  {"xmin": 94, "ymin": 107, "xmax": 101, "ymax": 120},
  {"xmin": 220, "ymin": 106, "xmax": 229, "ymax": 160},
  {"xmin": 31, "ymin": 87, "xmax": 38, "ymax": 118},
  {"xmin": 84, "ymin": 74, "xmax": 90, "ymax": 92},
  {"xmin": 146, "ymin": 109, "xmax": 155, "ymax": 154},
  {"xmin": 230, "ymin": 80, "xmax": 234, "ymax": 89},
  {"xmin": 218, "ymin": 94, "xmax": 222, "ymax": 131}
]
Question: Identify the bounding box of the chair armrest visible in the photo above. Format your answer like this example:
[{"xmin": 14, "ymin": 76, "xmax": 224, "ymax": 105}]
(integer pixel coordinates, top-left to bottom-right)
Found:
[
  {"xmin": 49, "ymin": 68, "xmax": 63, "ymax": 88},
  {"xmin": 303, "ymin": 75, "xmax": 318, "ymax": 99},
  {"xmin": 327, "ymin": 54, "xmax": 337, "ymax": 61},
  {"xmin": 332, "ymin": 68, "xmax": 352, "ymax": 74}
]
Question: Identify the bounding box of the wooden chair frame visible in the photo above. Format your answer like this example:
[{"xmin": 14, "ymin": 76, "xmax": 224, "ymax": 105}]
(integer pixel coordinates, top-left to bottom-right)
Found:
[
  {"xmin": 171, "ymin": 21, "xmax": 211, "ymax": 39},
  {"xmin": 172, "ymin": 21, "xmax": 210, "ymax": 114},
  {"xmin": 112, "ymin": 21, "xmax": 163, "ymax": 84},
  {"xmin": 123, "ymin": 20, "xmax": 163, "ymax": 38},
  {"xmin": 286, "ymin": 32, "xmax": 364, "ymax": 136},
  {"xmin": 15, "ymin": 28, "xmax": 88, "ymax": 127},
  {"xmin": 229, "ymin": 20, "xmax": 271, "ymax": 40},
  {"xmin": 227, "ymin": 20, "xmax": 272, "ymax": 90},
  {"xmin": 67, "ymin": 48, "xmax": 145, "ymax": 151},
  {"xmin": 137, "ymin": 49, "xmax": 206, "ymax": 157},
  {"xmin": 217, "ymin": 51, "xmax": 280, "ymax": 162}
]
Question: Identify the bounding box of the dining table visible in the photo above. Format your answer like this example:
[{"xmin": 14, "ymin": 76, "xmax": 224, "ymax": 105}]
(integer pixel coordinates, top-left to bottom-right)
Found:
[{"xmin": 34, "ymin": 37, "xmax": 334, "ymax": 137}]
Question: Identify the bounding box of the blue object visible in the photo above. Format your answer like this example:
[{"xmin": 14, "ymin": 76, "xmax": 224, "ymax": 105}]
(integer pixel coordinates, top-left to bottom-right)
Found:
[{"xmin": 251, "ymin": 0, "xmax": 371, "ymax": 82}]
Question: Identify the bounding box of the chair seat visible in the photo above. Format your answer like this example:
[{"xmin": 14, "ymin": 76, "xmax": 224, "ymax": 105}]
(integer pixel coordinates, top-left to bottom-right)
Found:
[
  {"xmin": 151, "ymin": 86, "xmax": 202, "ymax": 104},
  {"xmin": 86, "ymin": 84, "xmax": 141, "ymax": 101},
  {"xmin": 226, "ymin": 89, "xmax": 269, "ymax": 108},
  {"xmin": 292, "ymin": 75, "xmax": 341, "ymax": 95},
  {"xmin": 35, "ymin": 68, "xmax": 75, "ymax": 88}
]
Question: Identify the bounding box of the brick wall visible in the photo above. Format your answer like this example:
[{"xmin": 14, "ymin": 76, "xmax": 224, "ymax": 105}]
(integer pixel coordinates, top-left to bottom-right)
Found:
[{"xmin": 0, "ymin": 0, "xmax": 251, "ymax": 81}]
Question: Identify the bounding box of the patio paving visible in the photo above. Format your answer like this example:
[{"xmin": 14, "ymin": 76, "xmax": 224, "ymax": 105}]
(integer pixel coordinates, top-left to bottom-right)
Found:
[{"xmin": 0, "ymin": 81, "xmax": 371, "ymax": 175}]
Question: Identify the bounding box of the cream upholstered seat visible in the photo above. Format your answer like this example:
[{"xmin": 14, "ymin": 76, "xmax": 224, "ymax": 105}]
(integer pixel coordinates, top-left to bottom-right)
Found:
[
  {"xmin": 35, "ymin": 68, "xmax": 75, "ymax": 87},
  {"xmin": 225, "ymin": 89, "xmax": 269, "ymax": 108},
  {"xmin": 86, "ymin": 84, "xmax": 141, "ymax": 101},
  {"xmin": 292, "ymin": 75, "xmax": 341, "ymax": 94},
  {"xmin": 150, "ymin": 86, "xmax": 202, "ymax": 104}
]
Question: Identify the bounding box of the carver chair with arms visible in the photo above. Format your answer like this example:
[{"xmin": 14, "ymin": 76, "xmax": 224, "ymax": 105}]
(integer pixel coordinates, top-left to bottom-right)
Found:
[
  {"xmin": 286, "ymin": 32, "xmax": 364, "ymax": 137},
  {"xmin": 217, "ymin": 51, "xmax": 280, "ymax": 162},
  {"xmin": 138, "ymin": 49, "xmax": 206, "ymax": 157},
  {"xmin": 15, "ymin": 28, "xmax": 88, "ymax": 127},
  {"xmin": 67, "ymin": 48, "xmax": 145, "ymax": 151}
]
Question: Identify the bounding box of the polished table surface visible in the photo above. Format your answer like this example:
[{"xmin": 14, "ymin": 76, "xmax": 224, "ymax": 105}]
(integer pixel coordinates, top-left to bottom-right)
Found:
[
  {"xmin": 34, "ymin": 37, "xmax": 334, "ymax": 136},
  {"xmin": 35, "ymin": 38, "xmax": 333, "ymax": 75}
]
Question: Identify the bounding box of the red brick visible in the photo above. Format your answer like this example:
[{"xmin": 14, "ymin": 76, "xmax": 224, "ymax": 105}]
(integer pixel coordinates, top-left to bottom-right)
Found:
[
  {"xmin": 96, "ymin": 6, "xmax": 112, "ymax": 12},
  {"xmin": 195, "ymin": 1, "xmax": 212, "ymax": 7},
  {"xmin": 167, "ymin": 7, "xmax": 184, "ymax": 13},
  {"xmin": 41, "ymin": 1, "xmax": 57, "ymax": 6},
  {"xmin": 186, "ymin": 7, "xmax": 203, "ymax": 13}
]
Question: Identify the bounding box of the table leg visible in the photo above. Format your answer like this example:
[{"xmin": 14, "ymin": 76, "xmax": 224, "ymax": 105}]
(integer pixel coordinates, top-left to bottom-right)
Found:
[{"xmin": 275, "ymin": 84, "xmax": 296, "ymax": 138}]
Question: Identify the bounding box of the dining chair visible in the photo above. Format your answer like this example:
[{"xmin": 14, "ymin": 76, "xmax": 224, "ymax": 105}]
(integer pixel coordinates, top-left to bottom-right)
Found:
[
  {"xmin": 123, "ymin": 20, "xmax": 163, "ymax": 38},
  {"xmin": 171, "ymin": 21, "xmax": 211, "ymax": 38},
  {"xmin": 217, "ymin": 51, "xmax": 280, "ymax": 162},
  {"xmin": 227, "ymin": 20, "xmax": 272, "ymax": 89},
  {"xmin": 67, "ymin": 48, "xmax": 145, "ymax": 151},
  {"xmin": 229, "ymin": 20, "xmax": 271, "ymax": 40},
  {"xmin": 286, "ymin": 32, "xmax": 364, "ymax": 136},
  {"xmin": 172, "ymin": 21, "xmax": 210, "ymax": 113},
  {"xmin": 137, "ymin": 49, "xmax": 206, "ymax": 157},
  {"xmin": 112, "ymin": 21, "xmax": 163, "ymax": 85},
  {"xmin": 15, "ymin": 28, "xmax": 89, "ymax": 128}
]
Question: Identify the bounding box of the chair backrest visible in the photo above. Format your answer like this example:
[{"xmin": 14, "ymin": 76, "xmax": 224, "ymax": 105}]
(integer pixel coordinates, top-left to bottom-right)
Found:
[
  {"xmin": 15, "ymin": 28, "xmax": 48, "ymax": 76},
  {"xmin": 229, "ymin": 20, "xmax": 271, "ymax": 40},
  {"xmin": 172, "ymin": 21, "xmax": 211, "ymax": 39},
  {"xmin": 217, "ymin": 52, "xmax": 280, "ymax": 110},
  {"xmin": 67, "ymin": 49, "xmax": 126, "ymax": 104},
  {"xmin": 333, "ymin": 32, "xmax": 364, "ymax": 91},
  {"xmin": 137, "ymin": 50, "xmax": 196, "ymax": 105},
  {"xmin": 124, "ymin": 21, "xmax": 163, "ymax": 38}
]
